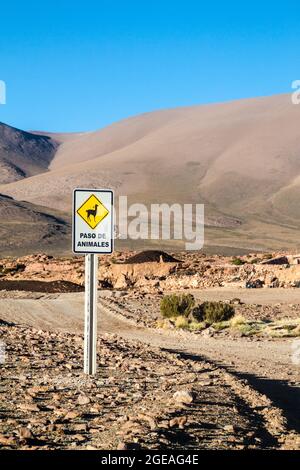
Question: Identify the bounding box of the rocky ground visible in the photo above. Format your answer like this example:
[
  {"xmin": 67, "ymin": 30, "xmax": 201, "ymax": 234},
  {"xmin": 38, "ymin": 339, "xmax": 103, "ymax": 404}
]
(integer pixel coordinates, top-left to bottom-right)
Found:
[
  {"xmin": 2, "ymin": 251, "xmax": 300, "ymax": 293},
  {"xmin": 0, "ymin": 321, "xmax": 298, "ymax": 450},
  {"xmin": 0, "ymin": 250, "xmax": 300, "ymax": 450},
  {"xmin": 2, "ymin": 250, "xmax": 299, "ymax": 338}
]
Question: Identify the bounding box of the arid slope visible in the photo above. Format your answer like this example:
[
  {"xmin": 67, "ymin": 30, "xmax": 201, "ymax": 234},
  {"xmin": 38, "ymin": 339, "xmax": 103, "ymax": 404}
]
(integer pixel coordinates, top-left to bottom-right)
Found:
[
  {"xmin": 0, "ymin": 194, "xmax": 70, "ymax": 255},
  {"xmin": 0, "ymin": 123, "xmax": 58, "ymax": 184},
  {"xmin": 1, "ymin": 94, "xmax": 300, "ymax": 252}
]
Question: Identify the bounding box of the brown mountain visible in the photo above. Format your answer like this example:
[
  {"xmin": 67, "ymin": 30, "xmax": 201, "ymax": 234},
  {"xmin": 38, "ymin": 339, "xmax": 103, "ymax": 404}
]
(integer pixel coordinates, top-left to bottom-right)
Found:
[
  {"xmin": 0, "ymin": 122, "xmax": 58, "ymax": 184},
  {"xmin": 0, "ymin": 193, "xmax": 70, "ymax": 256},
  {"xmin": 1, "ymin": 93, "xmax": 300, "ymax": 253}
]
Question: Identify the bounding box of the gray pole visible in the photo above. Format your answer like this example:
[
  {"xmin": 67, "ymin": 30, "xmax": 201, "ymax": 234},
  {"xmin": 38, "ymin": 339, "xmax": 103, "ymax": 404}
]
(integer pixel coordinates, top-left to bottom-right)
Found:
[{"xmin": 84, "ymin": 253, "xmax": 98, "ymax": 375}]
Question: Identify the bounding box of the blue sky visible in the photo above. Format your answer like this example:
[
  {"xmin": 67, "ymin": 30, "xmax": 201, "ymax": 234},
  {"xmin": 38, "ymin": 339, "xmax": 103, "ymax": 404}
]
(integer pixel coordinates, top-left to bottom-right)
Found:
[{"xmin": 0, "ymin": 1, "xmax": 299, "ymax": 132}]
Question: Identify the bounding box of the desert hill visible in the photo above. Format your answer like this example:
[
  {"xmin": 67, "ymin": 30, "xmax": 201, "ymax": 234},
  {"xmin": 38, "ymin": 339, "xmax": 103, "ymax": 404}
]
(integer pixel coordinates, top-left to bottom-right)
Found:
[
  {"xmin": 1, "ymin": 93, "xmax": 300, "ymax": 253},
  {"xmin": 0, "ymin": 193, "xmax": 70, "ymax": 255},
  {"xmin": 0, "ymin": 122, "xmax": 58, "ymax": 184}
]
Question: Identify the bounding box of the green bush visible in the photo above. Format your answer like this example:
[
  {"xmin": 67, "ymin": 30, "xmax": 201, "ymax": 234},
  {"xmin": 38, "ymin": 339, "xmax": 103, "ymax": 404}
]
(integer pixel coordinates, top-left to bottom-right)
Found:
[
  {"xmin": 213, "ymin": 321, "xmax": 229, "ymax": 331},
  {"xmin": 237, "ymin": 324, "xmax": 257, "ymax": 336},
  {"xmin": 160, "ymin": 294, "xmax": 195, "ymax": 319},
  {"xmin": 188, "ymin": 321, "xmax": 207, "ymax": 332},
  {"xmin": 231, "ymin": 258, "xmax": 245, "ymax": 266},
  {"xmin": 190, "ymin": 305, "xmax": 204, "ymax": 322},
  {"xmin": 175, "ymin": 316, "xmax": 189, "ymax": 329},
  {"xmin": 197, "ymin": 301, "xmax": 235, "ymax": 324},
  {"xmin": 230, "ymin": 314, "xmax": 247, "ymax": 328}
]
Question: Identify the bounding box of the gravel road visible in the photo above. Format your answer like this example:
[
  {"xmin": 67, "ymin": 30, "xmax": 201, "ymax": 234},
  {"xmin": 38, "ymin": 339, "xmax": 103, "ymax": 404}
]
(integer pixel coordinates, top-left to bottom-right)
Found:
[{"xmin": 0, "ymin": 289, "xmax": 299, "ymax": 439}]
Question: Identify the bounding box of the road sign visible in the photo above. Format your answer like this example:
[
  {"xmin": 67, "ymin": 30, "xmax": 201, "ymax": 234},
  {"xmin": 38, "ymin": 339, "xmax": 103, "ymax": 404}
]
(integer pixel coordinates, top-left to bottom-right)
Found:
[
  {"xmin": 72, "ymin": 188, "xmax": 114, "ymax": 375},
  {"xmin": 73, "ymin": 189, "xmax": 114, "ymax": 254}
]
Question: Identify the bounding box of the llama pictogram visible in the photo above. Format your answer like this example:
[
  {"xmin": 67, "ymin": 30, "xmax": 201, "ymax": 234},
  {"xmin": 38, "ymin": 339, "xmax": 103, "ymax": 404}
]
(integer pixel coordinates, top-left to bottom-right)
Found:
[{"xmin": 86, "ymin": 204, "xmax": 99, "ymax": 221}]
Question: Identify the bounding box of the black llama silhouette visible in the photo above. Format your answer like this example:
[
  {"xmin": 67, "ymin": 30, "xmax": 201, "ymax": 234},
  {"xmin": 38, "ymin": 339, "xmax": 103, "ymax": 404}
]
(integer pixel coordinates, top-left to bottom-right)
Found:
[{"xmin": 86, "ymin": 204, "xmax": 98, "ymax": 221}]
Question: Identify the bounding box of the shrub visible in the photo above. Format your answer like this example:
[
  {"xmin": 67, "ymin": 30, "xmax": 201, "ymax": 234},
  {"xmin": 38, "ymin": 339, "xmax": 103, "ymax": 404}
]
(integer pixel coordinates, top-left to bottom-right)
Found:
[
  {"xmin": 160, "ymin": 294, "xmax": 195, "ymax": 319},
  {"xmin": 190, "ymin": 304, "xmax": 204, "ymax": 322},
  {"xmin": 198, "ymin": 301, "xmax": 235, "ymax": 324},
  {"xmin": 231, "ymin": 258, "xmax": 245, "ymax": 266},
  {"xmin": 175, "ymin": 316, "xmax": 189, "ymax": 329},
  {"xmin": 230, "ymin": 314, "xmax": 247, "ymax": 328},
  {"xmin": 213, "ymin": 321, "xmax": 229, "ymax": 331},
  {"xmin": 237, "ymin": 324, "xmax": 257, "ymax": 336},
  {"xmin": 188, "ymin": 321, "xmax": 207, "ymax": 332}
]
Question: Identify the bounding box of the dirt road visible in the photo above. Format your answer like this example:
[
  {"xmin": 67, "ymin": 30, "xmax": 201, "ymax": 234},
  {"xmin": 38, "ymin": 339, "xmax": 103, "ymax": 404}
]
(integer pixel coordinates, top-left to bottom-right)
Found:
[
  {"xmin": 0, "ymin": 289, "xmax": 299, "ymax": 439},
  {"xmin": 190, "ymin": 287, "xmax": 300, "ymax": 305}
]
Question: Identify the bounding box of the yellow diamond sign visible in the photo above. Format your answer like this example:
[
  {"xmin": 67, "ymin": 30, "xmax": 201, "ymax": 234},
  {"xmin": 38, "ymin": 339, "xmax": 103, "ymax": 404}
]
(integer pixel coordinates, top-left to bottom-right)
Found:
[{"xmin": 77, "ymin": 194, "xmax": 109, "ymax": 229}]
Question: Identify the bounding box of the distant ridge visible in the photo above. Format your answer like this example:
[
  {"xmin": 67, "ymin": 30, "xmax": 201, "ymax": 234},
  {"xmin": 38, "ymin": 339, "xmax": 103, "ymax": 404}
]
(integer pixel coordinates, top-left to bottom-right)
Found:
[
  {"xmin": 0, "ymin": 193, "xmax": 69, "ymax": 255},
  {"xmin": 0, "ymin": 122, "xmax": 58, "ymax": 184},
  {"xmin": 1, "ymin": 93, "xmax": 300, "ymax": 253}
]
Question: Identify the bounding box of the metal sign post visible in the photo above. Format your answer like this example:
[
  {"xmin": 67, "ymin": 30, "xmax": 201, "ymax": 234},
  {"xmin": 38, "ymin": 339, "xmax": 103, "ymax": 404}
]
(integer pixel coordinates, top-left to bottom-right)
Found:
[
  {"xmin": 73, "ymin": 188, "xmax": 114, "ymax": 376},
  {"xmin": 84, "ymin": 253, "xmax": 98, "ymax": 375}
]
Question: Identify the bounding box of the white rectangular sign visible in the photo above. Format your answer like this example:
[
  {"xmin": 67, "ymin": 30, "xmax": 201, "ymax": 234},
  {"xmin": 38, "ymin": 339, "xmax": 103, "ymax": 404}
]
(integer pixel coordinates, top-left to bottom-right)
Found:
[{"xmin": 73, "ymin": 188, "xmax": 114, "ymax": 254}]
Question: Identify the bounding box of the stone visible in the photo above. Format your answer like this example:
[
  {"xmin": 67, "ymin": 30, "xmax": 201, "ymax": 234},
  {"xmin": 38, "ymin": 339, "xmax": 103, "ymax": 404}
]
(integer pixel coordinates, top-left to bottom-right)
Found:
[
  {"xmin": 64, "ymin": 411, "xmax": 80, "ymax": 420},
  {"xmin": 19, "ymin": 403, "xmax": 40, "ymax": 412},
  {"xmin": 77, "ymin": 395, "xmax": 90, "ymax": 405},
  {"xmin": 137, "ymin": 413, "xmax": 157, "ymax": 430},
  {"xmin": 117, "ymin": 441, "xmax": 128, "ymax": 450},
  {"xmin": 19, "ymin": 427, "xmax": 34, "ymax": 439},
  {"xmin": 169, "ymin": 416, "xmax": 188, "ymax": 429},
  {"xmin": 230, "ymin": 298, "xmax": 243, "ymax": 305},
  {"xmin": 260, "ymin": 256, "xmax": 289, "ymax": 266},
  {"xmin": 73, "ymin": 434, "xmax": 87, "ymax": 442},
  {"xmin": 245, "ymin": 279, "xmax": 264, "ymax": 289},
  {"xmin": 173, "ymin": 390, "xmax": 194, "ymax": 404},
  {"xmin": 73, "ymin": 423, "xmax": 87, "ymax": 432},
  {"xmin": 199, "ymin": 380, "xmax": 213, "ymax": 387},
  {"xmin": 0, "ymin": 434, "xmax": 15, "ymax": 446},
  {"xmin": 223, "ymin": 424, "xmax": 237, "ymax": 433}
]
